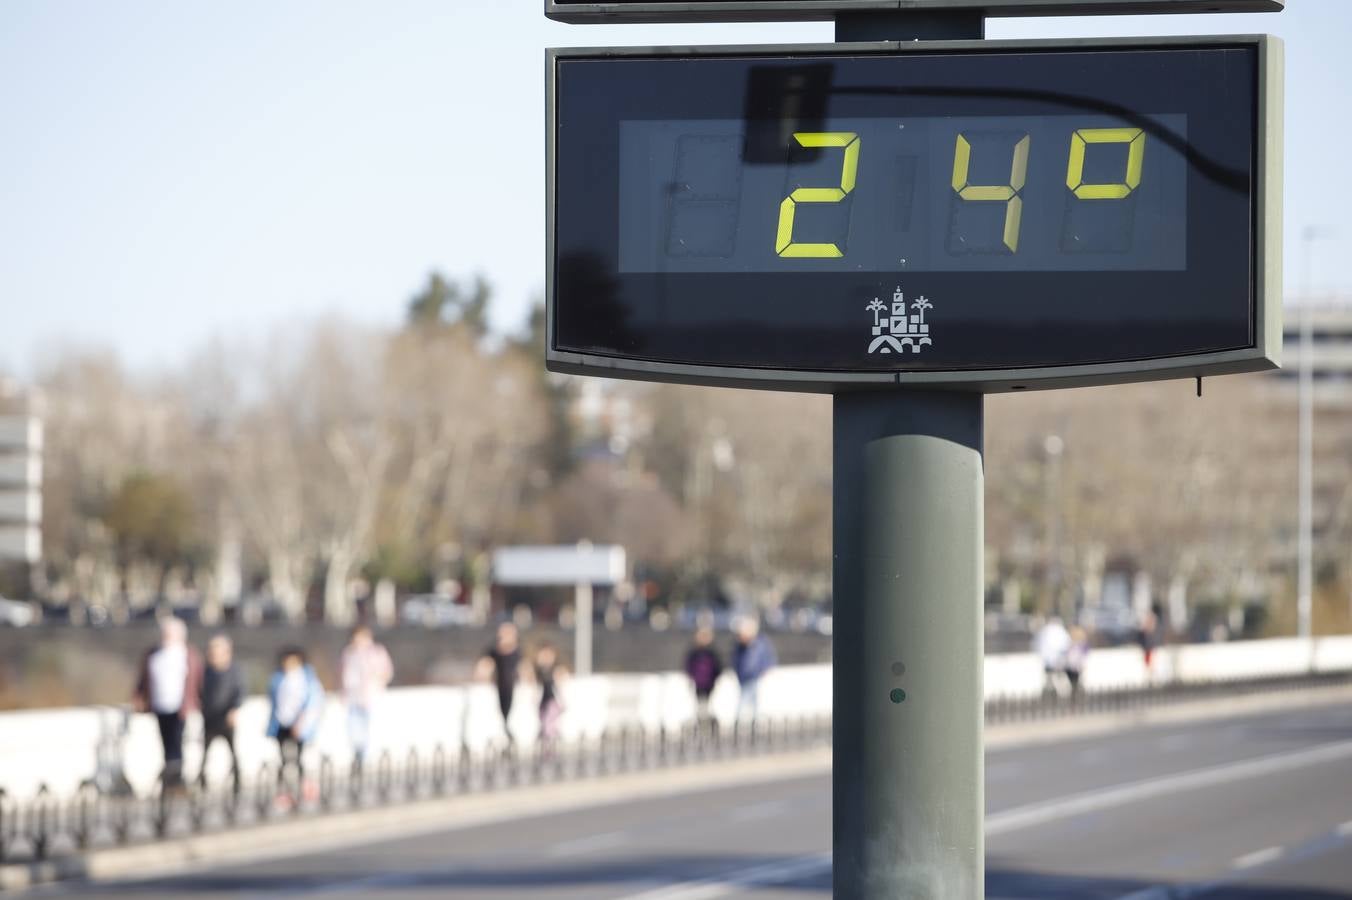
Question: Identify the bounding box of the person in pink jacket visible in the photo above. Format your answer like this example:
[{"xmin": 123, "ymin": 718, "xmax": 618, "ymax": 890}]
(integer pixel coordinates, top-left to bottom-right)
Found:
[{"xmin": 340, "ymin": 624, "xmax": 393, "ymax": 770}]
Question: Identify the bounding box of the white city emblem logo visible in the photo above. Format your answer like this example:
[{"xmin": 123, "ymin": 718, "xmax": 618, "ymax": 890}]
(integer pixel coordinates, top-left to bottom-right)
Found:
[{"xmin": 867, "ymin": 287, "xmax": 933, "ymax": 354}]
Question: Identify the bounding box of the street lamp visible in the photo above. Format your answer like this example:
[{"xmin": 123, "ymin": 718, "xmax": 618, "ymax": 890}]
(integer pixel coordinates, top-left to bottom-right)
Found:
[
  {"xmin": 1044, "ymin": 433, "xmax": 1065, "ymax": 620},
  {"xmin": 1298, "ymin": 225, "xmax": 1336, "ymax": 640}
]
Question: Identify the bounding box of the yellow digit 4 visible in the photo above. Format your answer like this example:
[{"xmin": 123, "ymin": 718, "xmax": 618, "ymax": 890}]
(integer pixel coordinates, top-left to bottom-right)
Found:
[
  {"xmin": 1066, "ymin": 128, "xmax": 1145, "ymax": 199},
  {"xmin": 775, "ymin": 132, "xmax": 860, "ymax": 258},
  {"xmin": 951, "ymin": 133, "xmax": 1030, "ymax": 253}
]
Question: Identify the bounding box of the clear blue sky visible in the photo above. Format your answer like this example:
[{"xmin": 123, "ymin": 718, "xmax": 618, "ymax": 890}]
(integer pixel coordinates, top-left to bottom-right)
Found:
[{"xmin": 1, "ymin": 1, "xmax": 1347, "ymax": 373}]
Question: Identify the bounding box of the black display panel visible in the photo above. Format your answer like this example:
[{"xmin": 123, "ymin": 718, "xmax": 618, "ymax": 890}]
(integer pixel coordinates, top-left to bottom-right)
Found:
[
  {"xmin": 549, "ymin": 40, "xmax": 1276, "ymax": 389},
  {"xmin": 619, "ymin": 112, "xmax": 1187, "ymax": 273}
]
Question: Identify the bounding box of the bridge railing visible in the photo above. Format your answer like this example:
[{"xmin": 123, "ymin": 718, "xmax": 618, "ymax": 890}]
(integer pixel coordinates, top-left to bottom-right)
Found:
[
  {"xmin": 0, "ymin": 714, "xmax": 830, "ymax": 865},
  {"xmin": 3, "ymin": 669, "xmax": 1349, "ymax": 866}
]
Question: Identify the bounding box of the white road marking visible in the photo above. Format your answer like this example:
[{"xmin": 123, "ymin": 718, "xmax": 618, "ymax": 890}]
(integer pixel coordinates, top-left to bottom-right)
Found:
[
  {"xmin": 612, "ymin": 852, "xmax": 832, "ymax": 900},
  {"xmin": 1114, "ymin": 799, "xmax": 1352, "ymax": 898},
  {"xmin": 546, "ymin": 829, "xmax": 628, "ymax": 858},
  {"xmin": 1232, "ymin": 845, "xmax": 1284, "ymax": 869},
  {"xmin": 988, "ymin": 738, "xmax": 1352, "ymax": 836}
]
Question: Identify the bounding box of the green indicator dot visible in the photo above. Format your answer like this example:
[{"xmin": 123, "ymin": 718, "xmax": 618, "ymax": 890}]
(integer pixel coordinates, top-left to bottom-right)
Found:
[{"xmin": 890, "ymin": 688, "xmax": 906, "ymax": 704}]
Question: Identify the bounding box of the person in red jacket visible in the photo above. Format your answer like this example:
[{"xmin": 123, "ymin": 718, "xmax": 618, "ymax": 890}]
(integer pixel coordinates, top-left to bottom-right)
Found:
[{"xmin": 133, "ymin": 617, "xmax": 203, "ymax": 790}]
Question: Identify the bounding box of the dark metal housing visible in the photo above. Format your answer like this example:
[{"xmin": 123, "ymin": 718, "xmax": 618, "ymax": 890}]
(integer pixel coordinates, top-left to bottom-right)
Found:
[
  {"xmin": 546, "ymin": 37, "xmax": 1282, "ymax": 393},
  {"xmin": 545, "ymin": 0, "xmax": 1282, "ymax": 25}
]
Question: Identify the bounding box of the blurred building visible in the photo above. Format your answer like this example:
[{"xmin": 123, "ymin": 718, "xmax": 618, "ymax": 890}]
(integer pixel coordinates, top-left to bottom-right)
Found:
[
  {"xmin": 1274, "ymin": 301, "xmax": 1352, "ymax": 400},
  {"xmin": 0, "ymin": 380, "xmax": 43, "ymax": 566},
  {"xmin": 1268, "ymin": 299, "xmax": 1352, "ymax": 631}
]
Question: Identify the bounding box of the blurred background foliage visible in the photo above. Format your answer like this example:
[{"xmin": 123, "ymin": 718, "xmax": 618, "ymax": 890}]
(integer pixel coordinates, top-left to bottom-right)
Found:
[{"xmin": 13, "ymin": 271, "xmax": 1351, "ymax": 642}]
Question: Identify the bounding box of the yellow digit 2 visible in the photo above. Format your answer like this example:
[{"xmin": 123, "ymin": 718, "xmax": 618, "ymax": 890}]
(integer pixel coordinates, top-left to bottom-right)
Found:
[
  {"xmin": 951, "ymin": 133, "xmax": 1030, "ymax": 253},
  {"xmin": 775, "ymin": 132, "xmax": 860, "ymax": 258},
  {"xmin": 1066, "ymin": 128, "xmax": 1145, "ymax": 199}
]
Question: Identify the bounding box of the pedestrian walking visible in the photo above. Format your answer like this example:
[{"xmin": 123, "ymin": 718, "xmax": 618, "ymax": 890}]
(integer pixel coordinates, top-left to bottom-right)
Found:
[
  {"xmin": 133, "ymin": 617, "xmax": 203, "ymax": 791},
  {"xmin": 732, "ymin": 617, "xmax": 776, "ymax": 725},
  {"xmin": 198, "ymin": 634, "xmax": 244, "ymax": 794},
  {"xmin": 1065, "ymin": 625, "xmax": 1091, "ymax": 699},
  {"xmin": 1034, "ymin": 615, "xmax": 1072, "ymax": 699},
  {"xmin": 340, "ymin": 624, "xmax": 393, "ymax": 771},
  {"xmin": 1138, "ymin": 606, "xmax": 1164, "ymax": 679},
  {"xmin": 475, "ymin": 622, "xmax": 524, "ymax": 745},
  {"xmin": 266, "ymin": 646, "xmax": 324, "ymax": 810},
  {"xmin": 684, "ymin": 626, "xmax": 723, "ymax": 735},
  {"xmin": 532, "ymin": 642, "xmax": 568, "ymax": 748}
]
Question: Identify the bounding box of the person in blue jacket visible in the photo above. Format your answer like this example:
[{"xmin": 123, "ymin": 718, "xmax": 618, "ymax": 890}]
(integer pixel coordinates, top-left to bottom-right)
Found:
[
  {"xmin": 732, "ymin": 616, "xmax": 777, "ymax": 725},
  {"xmin": 267, "ymin": 646, "xmax": 324, "ymax": 807}
]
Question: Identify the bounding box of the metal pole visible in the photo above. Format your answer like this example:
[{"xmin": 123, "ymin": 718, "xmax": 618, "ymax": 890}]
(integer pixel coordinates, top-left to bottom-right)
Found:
[
  {"xmin": 1044, "ymin": 435, "xmax": 1065, "ymax": 620},
  {"xmin": 1297, "ymin": 226, "xmax": 1334, "ymax": 640},
  {"xmin": 1297, "ymin": 237, "xmax": 1313, "ymax": 640},
  {"xmin": 575, "ymin": 581, "xmax": 593, "ymax": 677},
  {"xmin": 831, "ymin": 15, "xmax": 985, "ymax": 900},
  {"xmin": 835, "ymin": 9, "xmax": 983, "ymax": 41},
  {"xmin": 834, "ymin": 390, "xmax": 985, "ymax": 899}
]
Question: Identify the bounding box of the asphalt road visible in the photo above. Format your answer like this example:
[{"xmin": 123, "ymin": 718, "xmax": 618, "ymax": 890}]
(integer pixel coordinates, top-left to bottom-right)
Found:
[{"xmin": 19, "ymin": 698, "xmax": 1352, "ymax": 899}]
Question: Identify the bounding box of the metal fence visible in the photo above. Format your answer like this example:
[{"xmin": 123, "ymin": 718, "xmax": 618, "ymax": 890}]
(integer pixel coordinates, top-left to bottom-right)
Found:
[
  {"xmin": 0, "ymin": 715, "xmax": 831, "ymax": 865},
  {"xmin": 2, "ymin": 670, "xmax": 1349, "ymax": 866},
  {"xmin": 984, "ymin": 669, "xmax": 1352, "ymax": 724}
]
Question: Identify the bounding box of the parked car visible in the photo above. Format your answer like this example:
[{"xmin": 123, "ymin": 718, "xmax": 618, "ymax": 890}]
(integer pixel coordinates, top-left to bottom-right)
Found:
[
  {"xmin": 1078, "ymin": 604, "xmax": 1139, "ymax": 643},
  {"xmin": 674, "ymin": 606, "xmax": 736, "ymax": 633},
  {"xmin": 762, "ymin": 605, "xmax": 828, "ymax": 635},
  {"xmin": 401, "ymin": 594, "xmax": 476, "ymax": 629}
]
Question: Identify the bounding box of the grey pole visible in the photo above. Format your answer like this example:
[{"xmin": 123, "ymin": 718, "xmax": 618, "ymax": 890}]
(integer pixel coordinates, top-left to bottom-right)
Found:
[
  {"xmin": 1297, "ymin": 225, "xmax": 1335, "ymax": 642},
  {"xmin": 1298, "ymin": 237, "xmax": 1313, "ymax": 641},
  {"xmin": 575, "ymin": 580, "xmax": 594, "ymax": 677},
  {"xmin": 831, "ymin": 17, "xmax": 985, "ymax": 900},
  {"xmin": 827, "ymin": 14, "xmax": 989, "ymax": 897},
  {"xmin": 834, "ymin": 9, "xmax": 983, "ymax": 41},
  {"xmin": 833, "ymin": 390, "xmax": 985, "ymax": 899}
]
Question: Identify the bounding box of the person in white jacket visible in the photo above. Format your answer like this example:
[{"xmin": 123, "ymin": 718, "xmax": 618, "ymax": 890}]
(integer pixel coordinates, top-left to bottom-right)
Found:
[{"xmin": 1034, "ymin": 616, "xmax": 1072, "ymax": 699}]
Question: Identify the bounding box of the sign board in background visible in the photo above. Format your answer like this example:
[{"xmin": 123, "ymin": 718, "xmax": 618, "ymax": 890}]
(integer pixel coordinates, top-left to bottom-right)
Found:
[
  {"xmin": 545, "ymin": 0, "xmax": 1282, "ymax": 24},
  {"xmin": 492, "ymin": 544, "xmax": 627, "ymax": 587},
  {"xmin": 548, "ymin": 37, "xmax": 1281, "ymax": 392},
  {"xmin": 0, "ymin": 415, "xmax": 42, "ymax": 563},
  {"xmin": 492, "ymin": 543, "xmax": 626, "ymax": 677}
]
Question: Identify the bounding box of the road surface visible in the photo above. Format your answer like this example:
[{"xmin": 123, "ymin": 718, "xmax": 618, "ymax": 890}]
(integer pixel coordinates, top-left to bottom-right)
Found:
[{"xmin": 19, "ymin": 697, "xmax": 1352, "ymax": 898}]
